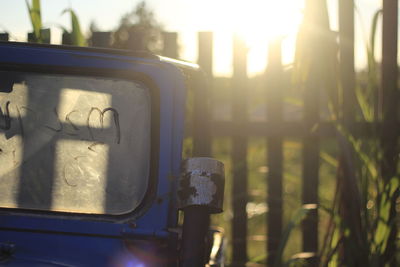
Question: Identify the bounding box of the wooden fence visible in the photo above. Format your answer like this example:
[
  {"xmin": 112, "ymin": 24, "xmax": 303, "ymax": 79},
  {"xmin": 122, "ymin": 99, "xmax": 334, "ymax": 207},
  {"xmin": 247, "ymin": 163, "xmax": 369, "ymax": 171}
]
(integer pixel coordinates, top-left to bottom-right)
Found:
[{"xmin": 0, "ymin": 1, "xmax": 398, "ymax": 266}]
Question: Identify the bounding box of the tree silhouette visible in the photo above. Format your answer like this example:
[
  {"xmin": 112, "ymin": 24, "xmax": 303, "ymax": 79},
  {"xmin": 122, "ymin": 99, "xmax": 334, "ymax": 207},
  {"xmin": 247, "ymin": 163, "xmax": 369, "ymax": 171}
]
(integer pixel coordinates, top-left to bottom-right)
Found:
[{"xmin": 112, "ymin": 1, "xmax": 163, "ymax": 52}]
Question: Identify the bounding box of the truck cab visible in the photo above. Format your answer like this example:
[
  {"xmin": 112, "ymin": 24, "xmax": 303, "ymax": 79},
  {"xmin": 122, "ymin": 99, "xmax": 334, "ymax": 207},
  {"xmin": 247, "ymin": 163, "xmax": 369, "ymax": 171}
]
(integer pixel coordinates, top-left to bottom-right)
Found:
[{"xmin": 0, "ymin": 42, "xmax": 224, "ymax": 267}]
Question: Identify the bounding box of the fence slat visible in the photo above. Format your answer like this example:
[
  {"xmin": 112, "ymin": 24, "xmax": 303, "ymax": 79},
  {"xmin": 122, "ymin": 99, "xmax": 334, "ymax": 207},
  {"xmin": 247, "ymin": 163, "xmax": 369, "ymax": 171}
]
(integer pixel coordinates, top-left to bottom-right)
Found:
[
  {"xmin": 302, "ymin": 45, "xmax": 320, "ymax": 258},
  {"xmin": 339, "ymin": 0, "xmax": 356, "ymax": 125},
  {"xmin": 300, "ymin": 1, "xmax": 332, "ymax": 261},
  {"xmin": 231, "ymin": 35, "xmax": 248, "ymax": 266},
  {"xmin": 337, "ymin": 2, "xmax": 367, "ymax": 265},
  {"xmin": 62, "ymin": 32, "xmax": 72, "ymax": 45},
  {"xmin": 381, "ymin": 0, "xmax": 399, "ymax": 180},
  {"xmin": 91, "ymin": 32, "xmax": 112, "ymax": 48},
  {"xmin": 162, "ymin": 32, "xmax": 178, "ymax": 58},
  {"xmin": 381, "ymin": 0, "xmax": 399, "ymax": 264},
  {"xmin": 302, "ymin": 137, "xmax": 319, "ymax": 252},
  {"xmin": 193, "ymin": 32, "xmax": 212, "ymax": 157},
  {"xmin": 27, "ymin": 29, "xmax": 50, "ymax": 44},
  {"xmin": 0, "ymin": 33, "xmax": 9, "ymax": 41},
  {"xmin": 205, "ymin": 121, "xmax": 389, "ymax": 138},
  {"xmin": 198, "ymin": 32, "xmax": 213, "ymax": 77},
  {"xmin": 266, "ymin": 39, "xmax": 284, "ymax": 266}
]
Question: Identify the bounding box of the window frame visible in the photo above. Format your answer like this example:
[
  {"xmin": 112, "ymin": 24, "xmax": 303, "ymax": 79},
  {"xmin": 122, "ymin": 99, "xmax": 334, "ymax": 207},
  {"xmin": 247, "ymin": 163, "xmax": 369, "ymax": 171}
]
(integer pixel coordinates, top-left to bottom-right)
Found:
[{"xmin": 0, "ymin": 62, "xmax": 161, "ymax": 221}]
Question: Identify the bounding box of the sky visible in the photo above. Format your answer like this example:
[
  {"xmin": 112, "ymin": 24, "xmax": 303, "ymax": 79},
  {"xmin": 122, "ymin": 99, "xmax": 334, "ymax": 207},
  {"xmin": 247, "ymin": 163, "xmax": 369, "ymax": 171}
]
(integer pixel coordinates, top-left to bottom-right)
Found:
[{"xmin": 0, "ymin": 0, "xmax": 385, "ymax": 76}]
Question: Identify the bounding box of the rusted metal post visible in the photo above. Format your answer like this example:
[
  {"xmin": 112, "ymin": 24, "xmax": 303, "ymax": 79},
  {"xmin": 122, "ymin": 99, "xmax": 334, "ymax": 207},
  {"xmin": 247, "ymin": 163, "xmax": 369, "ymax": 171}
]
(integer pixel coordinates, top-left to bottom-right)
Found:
[
  {"xmin": 178, "ymin": 158, "xmax": 225, "ymax": 267},
  {"xmin": 266, "ymin": 39, "xmax": 284, "ymax": 266},
  {"xmin": 231, "ymin": 34, "xmax": 248, "ymax": 267},
  {"xmin": 180, "ymin": 207, "xmax": 210, "ymax": 266},
  {"xmin": 180, "ymin": 32, "xmax": 213, "ymax": 266}
]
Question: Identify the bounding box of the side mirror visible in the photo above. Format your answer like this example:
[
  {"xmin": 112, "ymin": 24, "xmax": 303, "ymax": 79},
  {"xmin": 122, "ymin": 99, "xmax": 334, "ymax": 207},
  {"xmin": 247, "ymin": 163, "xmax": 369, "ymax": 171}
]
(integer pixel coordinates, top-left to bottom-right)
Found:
[{"xmin": 178, "ymin": 157, "xmax": 225, "ymax": 266}]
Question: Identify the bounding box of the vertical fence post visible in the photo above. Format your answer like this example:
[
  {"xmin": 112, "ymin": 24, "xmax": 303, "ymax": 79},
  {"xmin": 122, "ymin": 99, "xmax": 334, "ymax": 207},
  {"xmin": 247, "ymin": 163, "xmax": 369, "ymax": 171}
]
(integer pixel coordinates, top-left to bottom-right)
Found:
[
  {"xmin": 337, "ymin": 2, "xmax": 368, "ymax": 265},
  {"xmin": 339, "ymin": 0, "xmax": 355, "ymax": 126},
  {"xmin": 381, "ymin": 1, "xmax": 399, "ymax": 265},
  {"xmin": 0, "ymin": 33, "xmax": 9, "ymax": 41},
  {"xmin": 91, "ymin": 32, "xmax": 112, "ymax": 48},
  {"xmin": 266, "ymin": 39, "xmax": 284, "ymax": 266},
  {"xmin": 193, "ymin": 32, "xmax": 212, "ymax": 157},
  {"xmin": 300, "ymin": 1, "xmax": 328, "ymax": 263},
  {"xmin": 231, "ymin": 34, "xmax": 248, "ymax": 267},
  {"xmin": 162, "ymin": 32, "xmax": 178, "ymax": 59},
  {"xmin": 381, "ymin": 0, "xmax": 399, "ymax": 182},
  {"xmin": 28, "ymin": 29, "xmax": 51, "ymax": 43},
  {"xmin": 62, "ymin": 32, "xmax": 72, "ymax": 45},
  {"xmin": 302, "ymin": 73, "xmax": 319, "ymax": 264},
  {"xmin": 198, "ymin": 32, "xmax": 213, "ymax": 78}
]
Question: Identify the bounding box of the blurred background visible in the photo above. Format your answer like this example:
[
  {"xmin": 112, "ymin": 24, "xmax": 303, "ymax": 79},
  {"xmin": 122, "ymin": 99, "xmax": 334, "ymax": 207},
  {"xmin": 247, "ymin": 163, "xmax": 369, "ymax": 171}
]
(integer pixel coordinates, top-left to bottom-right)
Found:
[
  {"xmin": 0, "ymin": 0, "xmax": 384, "ymax": 74},
  {"xmin": 1, "ymin": 0, "xmax": 399, "ymax": 266}
]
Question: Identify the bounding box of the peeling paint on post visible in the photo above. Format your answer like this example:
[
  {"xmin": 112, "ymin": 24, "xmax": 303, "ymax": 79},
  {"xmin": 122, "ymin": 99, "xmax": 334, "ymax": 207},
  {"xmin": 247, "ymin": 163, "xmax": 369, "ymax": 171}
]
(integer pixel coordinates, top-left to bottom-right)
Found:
[
  {"xmin": 179, "ymin": 157, "xmax": 225, "ymax": 266},
  {"xmin": 178, "ymin": 157, "xmax": 225, "ymax": 213}
]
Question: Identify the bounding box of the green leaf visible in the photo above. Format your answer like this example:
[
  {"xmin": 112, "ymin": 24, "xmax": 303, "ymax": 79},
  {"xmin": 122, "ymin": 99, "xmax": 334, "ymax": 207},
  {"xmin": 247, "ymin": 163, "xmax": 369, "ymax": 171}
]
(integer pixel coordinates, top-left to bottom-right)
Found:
[
  {"xmin": 25, "ymin": 0, "xmax": 42, "ymax": 42},
  {"xmin": 62, "ymin": 9, "xmax": 86, "ymax": 46},
  {"xmin": 373, "ymin": 176, "xmax": 399, "ymax": 253},
  {"xmin": 56, "ymin": 24, "xmax": 69, "ymax": 34},
  {"xmin": 273, "ymin": 204, "xmax": 317, "ymax": 267},
  {"xmin": 355, "ymin": 85, "xmax": 374, "ymax": 122},
  {"xmin": 284, "ymin": 97, "xmax": 303, "ymax": 107},
  {"xmin": 336, "ymin": 124, "xmax": 378, "ymax": 178},
  {"xmin": 363, "ymin": 9, "xmax": 382, "ymax": 121},
  {"xmin": 320, "ymin": 151, "xmax": 338, "ymax": 168},
  {"xmin": 369, "ymin": 9, "xmax": 382, "ymax": 65}
]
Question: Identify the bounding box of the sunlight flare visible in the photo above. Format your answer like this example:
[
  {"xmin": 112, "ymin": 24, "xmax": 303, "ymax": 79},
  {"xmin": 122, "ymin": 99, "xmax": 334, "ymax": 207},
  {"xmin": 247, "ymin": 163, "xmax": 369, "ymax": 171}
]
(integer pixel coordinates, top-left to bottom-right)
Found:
[{"xmin": 205, "ymin": 0, "xmax": 304, "ymax": 74}]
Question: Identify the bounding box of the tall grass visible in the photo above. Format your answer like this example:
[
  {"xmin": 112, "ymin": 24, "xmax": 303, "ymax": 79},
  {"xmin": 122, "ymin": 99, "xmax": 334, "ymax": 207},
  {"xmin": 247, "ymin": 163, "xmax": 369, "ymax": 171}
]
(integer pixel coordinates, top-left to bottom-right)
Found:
[
  {"xmin": 292, "ymin": 2, "xmax": 399, "ymax": 266},
  {"xmin": 25, "ymin": 0, "xmax": 86, "ymax": 46},
  {"xmin": 269, "ymin": 1, "xmax": 400, "ymax": 266},
  {"xmin": 320, "ymin": 6, "xmax": 399, "ymax": 266},
  {"xmin": 62, "ymin": 9, "xmax": 87, "ymax": 46},
  {"xmin": 25, "ymin": 0, "xmax": 42, "ymax": 42}
]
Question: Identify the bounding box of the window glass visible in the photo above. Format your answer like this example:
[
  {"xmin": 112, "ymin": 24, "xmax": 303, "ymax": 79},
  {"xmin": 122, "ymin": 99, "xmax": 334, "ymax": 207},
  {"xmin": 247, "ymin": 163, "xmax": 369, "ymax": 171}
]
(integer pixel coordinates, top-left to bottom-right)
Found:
[{"xmin": 0, "ymin": 71, "xmax": 151, "ymax": 215}]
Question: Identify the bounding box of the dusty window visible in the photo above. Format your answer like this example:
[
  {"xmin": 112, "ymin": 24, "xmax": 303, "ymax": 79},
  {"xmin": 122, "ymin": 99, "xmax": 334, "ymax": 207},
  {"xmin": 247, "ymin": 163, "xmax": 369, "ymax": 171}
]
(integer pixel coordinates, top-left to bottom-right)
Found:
[{"xmin": 0, "ymin": 71, "xmax": 151, "ymax": 215}]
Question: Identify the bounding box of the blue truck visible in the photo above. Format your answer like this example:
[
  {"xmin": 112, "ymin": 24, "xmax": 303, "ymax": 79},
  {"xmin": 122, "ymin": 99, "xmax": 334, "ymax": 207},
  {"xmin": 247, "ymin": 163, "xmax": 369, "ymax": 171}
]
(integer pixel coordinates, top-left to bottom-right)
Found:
[{"xmin": 0, "ymin": 42, "xmax": 224, "ymax": 267}]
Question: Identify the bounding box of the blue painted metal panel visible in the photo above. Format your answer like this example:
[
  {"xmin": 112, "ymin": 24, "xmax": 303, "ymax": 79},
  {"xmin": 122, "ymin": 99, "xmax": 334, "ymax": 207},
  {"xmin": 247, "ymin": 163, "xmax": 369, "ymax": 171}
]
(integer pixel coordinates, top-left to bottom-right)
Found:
[{"xmin": 0, "ymin": 42, "xmax": 192, "ymax": 266}]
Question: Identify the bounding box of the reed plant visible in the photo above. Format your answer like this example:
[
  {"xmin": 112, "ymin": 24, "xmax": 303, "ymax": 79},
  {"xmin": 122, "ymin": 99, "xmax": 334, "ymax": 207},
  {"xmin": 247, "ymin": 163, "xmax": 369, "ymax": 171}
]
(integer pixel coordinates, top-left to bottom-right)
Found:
[
  {"xmin": 25, "ymin": 0, "xmax": 43, "ymax": 42},
  {"xmin": 286, "ymin": 1, "xmax": 399, "ymax": 266},
  {"xmin": 25, "ymin": 0, "xmax": 86, "ymax": 46},
  {"xmin": 318, "ymin": 7, "xmax": 399, "ymax": 266},
  {"xmin": 61, "ymin": 9, "xmax": 87, "ymax": 46}
]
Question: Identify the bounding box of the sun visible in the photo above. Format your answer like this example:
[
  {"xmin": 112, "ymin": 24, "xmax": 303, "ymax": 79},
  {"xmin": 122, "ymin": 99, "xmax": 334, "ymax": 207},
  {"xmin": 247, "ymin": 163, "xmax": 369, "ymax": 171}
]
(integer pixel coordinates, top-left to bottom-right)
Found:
[
  {"xmin": 208, "ymin": 0, "xmax": 304, "ymax": 74},
  {"xmin": 216, "ymin": 0, "xmax": 303, "ymax": 42},
  {"xmin": 194, "ymin": 0, "xmax": 303, "ymax": 40}
]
